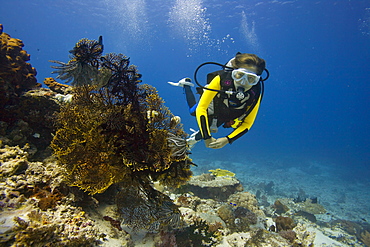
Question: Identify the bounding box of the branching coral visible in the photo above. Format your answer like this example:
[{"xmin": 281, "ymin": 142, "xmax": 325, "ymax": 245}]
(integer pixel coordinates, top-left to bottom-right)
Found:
[{"xmin": 51, "ymin": 37, "xmax": 194, "ymax": 231}]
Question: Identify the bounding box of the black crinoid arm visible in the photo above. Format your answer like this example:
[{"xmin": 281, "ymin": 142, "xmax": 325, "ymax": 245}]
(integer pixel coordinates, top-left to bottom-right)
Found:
[
  {"xmin": 100, "ymin": 53, "xmax": 142, "ymax": 106},
  {"xmin": 49, "ymin": 36, "xmax": 104, "ymax": 86}
]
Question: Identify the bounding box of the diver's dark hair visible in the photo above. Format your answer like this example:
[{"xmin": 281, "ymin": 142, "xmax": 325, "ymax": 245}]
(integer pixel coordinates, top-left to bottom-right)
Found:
[{"xmin": 232, "ymin": 53, "xmax": 266, "ymax": 75}]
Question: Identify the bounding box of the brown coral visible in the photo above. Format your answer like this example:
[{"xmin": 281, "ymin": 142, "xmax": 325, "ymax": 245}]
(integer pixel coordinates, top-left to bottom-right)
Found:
[
  {"xmin": 51, "ymin": 44, "xmax": 192, "ymax": 195},
  {"xmin": 0, "ymin": 24, "xmax": 40, "ymax": 123},
  {"xmin": 27, "ymin": 185, "xmax": 64, "ymax": 211},
  {"xmin": 274, "ymin": 216, "xmax": 296, "ymax": 232},
  {"xmin": 360, "ymin": 230, "xmax": 370, "ymax": 247},
  {"xmin": 44, "ymin": 77, "xmax": 71, "ymax": 94},
  {"xmin": 51, "ymin": 37, "xmax": 194, "ymax": 232},
  {"xmin": 273, "ymin": 199, "xmax": 289, "ymax": 214},
  {"xmin": 0, "ymin": 25, "xmax": 56, "ymax": 159},
  {"xmin": 279, "ymin": 230, "xmax": 297, "ymax": 243}
]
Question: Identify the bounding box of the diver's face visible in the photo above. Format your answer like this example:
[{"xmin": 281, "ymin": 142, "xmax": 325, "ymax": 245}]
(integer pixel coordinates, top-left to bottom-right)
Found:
[{"xmin": 232, "ymin": 65, "xmax": 260, "ymax": 89}]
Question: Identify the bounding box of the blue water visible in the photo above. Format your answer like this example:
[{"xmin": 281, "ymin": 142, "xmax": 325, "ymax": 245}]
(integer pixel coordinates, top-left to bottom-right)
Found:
[{"xmin": 1, "ymin": 0, "xmax": 369, "ymax": 202}]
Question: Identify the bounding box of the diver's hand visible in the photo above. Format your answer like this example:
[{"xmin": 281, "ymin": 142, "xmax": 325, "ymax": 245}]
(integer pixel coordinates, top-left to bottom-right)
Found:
[
  {"xmin": 168, "ymin": 78, "xmax": 194, "ymax": 87},
  {"xmin": 204, "ymin": 137, "xmax": 217, "ymax": 148},
  {"xmin": 208, "ymin": 137, "xmax": 229, "ymax": 149}
]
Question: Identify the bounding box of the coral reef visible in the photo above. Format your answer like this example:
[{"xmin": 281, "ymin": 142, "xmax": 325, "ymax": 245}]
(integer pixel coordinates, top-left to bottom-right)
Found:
[
  {"xmin": 0, "ymin": 144, "xmax": 108, "ymax": 246},
  {"xmin": 292, "ymin": 223, "xmax": 316, "ymax": 246},
  {"xmin": 116, "ymin": 181, "xmax": 182, "ymax": 232},
  {"xmin": 8, "ymin": 206, "xmax": 101, "ymax": 246},
  {"xmin": 0, "ymin": 25, "xmax": 61, "ymax": 159},
  {"xmin": 183, "ymin": 173, "xmax": 243, "ymax": 201},
  {"xmin": 50, "ymin": 37, "xmax": 193, "ymax": 232},
  {"xmin": 0, "ymin": 142, "xmax": 320, "ymax": 246},
  {"xmin": 274, "ymin": 216, "xmax": 296, "ymax": 232},
  {"xmin": 217, "ymin": 204, "xmax": 258, "ymax": 233},
  {"xmin": 228, "ymin": 192, "xmax": 265, "ymax": 218},
  {"xmin": 44, "ymin": 77, "xmax": 72, "ymax": 94},
  {"xmin": 173, "ymin": 219, "xmax": 219, "ymax": 247},
  {"xmin": 0, "ymin": 24, "xmax": 40, "ymax": 124},
  {"xmin": 273, "ymin": 199, "xmax": 289, "ymax": 214}
]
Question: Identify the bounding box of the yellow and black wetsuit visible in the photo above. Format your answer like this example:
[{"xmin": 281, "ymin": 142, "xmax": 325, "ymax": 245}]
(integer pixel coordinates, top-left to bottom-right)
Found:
[{"xmin": 196, "ymin": 73, "xmax": 262, "ymax": 144}]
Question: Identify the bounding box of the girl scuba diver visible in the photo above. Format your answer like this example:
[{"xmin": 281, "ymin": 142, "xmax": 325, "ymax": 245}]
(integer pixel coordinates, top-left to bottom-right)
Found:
[{"xmin": 168, "ymin": 53, "xmax": 269, "ymax": 149}]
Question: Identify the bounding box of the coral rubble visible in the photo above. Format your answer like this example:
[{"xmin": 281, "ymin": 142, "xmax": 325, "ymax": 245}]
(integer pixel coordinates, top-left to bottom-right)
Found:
[{"xmin": 0, "ymin": 144, "xmax": 104, "ymax": 246}]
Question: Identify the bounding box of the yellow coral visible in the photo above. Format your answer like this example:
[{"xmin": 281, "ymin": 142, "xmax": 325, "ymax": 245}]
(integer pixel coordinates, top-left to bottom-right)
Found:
[
  {"xmin": 52, "ymin": 83, "xmax": 192, "ymax": 194},
  {"xmin": 209, "ymin": 168, "xmax": 235, "ymax": 177}
]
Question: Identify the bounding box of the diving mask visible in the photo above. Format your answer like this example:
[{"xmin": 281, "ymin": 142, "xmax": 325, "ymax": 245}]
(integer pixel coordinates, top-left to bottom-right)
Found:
[{"xmin": 231, "ymin": 68, "xmax": 260, "ymax": 86}]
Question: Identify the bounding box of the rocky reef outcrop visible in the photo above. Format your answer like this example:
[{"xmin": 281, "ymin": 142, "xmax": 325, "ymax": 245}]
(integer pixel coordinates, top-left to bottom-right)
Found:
[{"xmin": 0, "ymin": 24, "xmax": 60, "ymax": 160}]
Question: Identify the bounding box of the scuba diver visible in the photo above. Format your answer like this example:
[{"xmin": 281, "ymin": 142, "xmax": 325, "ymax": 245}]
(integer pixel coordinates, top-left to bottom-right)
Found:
[{"xmin": 168, "ymin": 52, "xmax": 268, "ymax": 149}]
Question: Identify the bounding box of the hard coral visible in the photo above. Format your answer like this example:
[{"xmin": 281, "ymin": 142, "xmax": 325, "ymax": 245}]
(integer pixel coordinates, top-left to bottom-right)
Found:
[
  {"xmin": 217, "ymin": 204, "xmax": 257, "ymax": 233},
  {"xmin": 279, "ymin": 230, "xmax": 297, "ymax": 243},
  {"xmin": 9, "ymin": 205, "xmax": 101, "ymax": 246},
  {"xmin": 0, "ymin": 24, "xmax": 40, "ymax": 123},
  {"xmin": 0, "ymin": 25, "xmax": 57, "ymax": 159},
  {"xmin": 274, "ymin": 216, "xmax": 296, "ymax": 232},
  {"xmin": 28, "ymin": 185, "xmax": 64, "ymax": 210},
  {"xmin": 298, "ymin": 198, "xmax": 326, "ymax": 214},
  {"xmin": 44, "ymin": 77, "xmax": 72, "ymax": 94},
  {"xmin": 174, "ymin": 219, "xmax": 218, "ymax": 247},
  {"xmin": 228, "ymin": 192, "xmax": 265, "ymax": 218},
  {"xmin": 184, "ymin": 173, "xmax": 243, "ymax": 201},
  {"xmin": 273, "ymin": 199, "xmax": 289, "ymax": 214}
]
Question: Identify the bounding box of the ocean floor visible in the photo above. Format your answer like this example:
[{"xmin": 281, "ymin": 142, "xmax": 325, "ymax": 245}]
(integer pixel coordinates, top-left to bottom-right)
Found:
[
  {"xmin": 1, "ymin": 142, "xmax": 370, "ymax": 246},
  {"xmin": 192, "ymin": 154, "xmax": 370, "ymax": 223}
]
